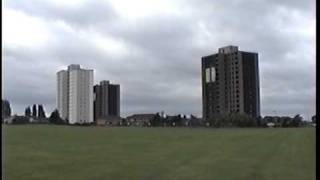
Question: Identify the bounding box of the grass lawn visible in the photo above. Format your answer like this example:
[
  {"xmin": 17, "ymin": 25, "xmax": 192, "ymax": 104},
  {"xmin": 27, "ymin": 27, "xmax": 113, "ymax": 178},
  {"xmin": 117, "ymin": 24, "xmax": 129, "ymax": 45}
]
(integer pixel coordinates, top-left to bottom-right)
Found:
[{"xmin": 2, "ymin": 125, "xmax": 315, "ymax": 180}]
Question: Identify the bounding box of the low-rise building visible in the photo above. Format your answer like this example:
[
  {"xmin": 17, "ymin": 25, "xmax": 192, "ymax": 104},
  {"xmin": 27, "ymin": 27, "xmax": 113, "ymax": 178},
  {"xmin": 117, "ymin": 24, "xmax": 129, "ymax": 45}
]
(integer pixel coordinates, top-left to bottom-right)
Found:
[
  {"xmin": 126, "ymin": 114, "xmax": 156, "ymax": 126},
  {"xmin": 3, "ymin": 116, "xmax": 14, "ymax": 124},
  {"xmin": 96, "ymin": 116, "xmax": 122, "ymax": 126}
]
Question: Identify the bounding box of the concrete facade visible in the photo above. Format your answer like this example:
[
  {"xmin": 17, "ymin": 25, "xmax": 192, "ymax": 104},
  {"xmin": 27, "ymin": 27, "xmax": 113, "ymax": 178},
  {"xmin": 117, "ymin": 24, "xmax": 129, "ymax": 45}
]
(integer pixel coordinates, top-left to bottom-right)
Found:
[
  {"xmin": 57, "ymin": 64, "xmax": 94, "ymax": 124},
  {"xmin": 126, "ymin": 114, "xmax": 155, "ymax": 126},
  {"xmin": 57, "ymin": 70, "xmax": 69, "ymax": 120},
  {"xmin": 202, "ymin": 46, "xmax": 260, "ymax": 120}
]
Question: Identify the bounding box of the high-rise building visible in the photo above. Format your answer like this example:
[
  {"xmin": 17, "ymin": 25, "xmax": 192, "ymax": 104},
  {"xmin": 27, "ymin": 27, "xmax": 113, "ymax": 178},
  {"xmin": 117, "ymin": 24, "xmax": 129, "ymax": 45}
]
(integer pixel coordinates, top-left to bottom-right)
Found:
[
  {"xmin": 2, "ymin": 99, "xmax": 11, "ymax": 119},
  {"xmin": 202, "ymin": 45, "xmax": 260, "ymax": 120},
  {"xmin": 57, "ymin": 64, "xmax": 94, "ymax": 124},
  {"xmin": 57, "ymin": 70, "xmax": 69, "ymax": 120},
  {"xmin": 94, "ymin": 80, "xmax": 120, "ymax": 121}
]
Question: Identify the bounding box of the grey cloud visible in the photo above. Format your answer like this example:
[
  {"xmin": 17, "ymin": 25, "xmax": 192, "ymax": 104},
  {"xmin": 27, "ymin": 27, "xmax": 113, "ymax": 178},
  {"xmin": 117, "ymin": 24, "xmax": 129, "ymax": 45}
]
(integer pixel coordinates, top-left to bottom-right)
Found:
[{"xmin": 5, "ymin": 0, "xmax": 117, "ymax": 28}]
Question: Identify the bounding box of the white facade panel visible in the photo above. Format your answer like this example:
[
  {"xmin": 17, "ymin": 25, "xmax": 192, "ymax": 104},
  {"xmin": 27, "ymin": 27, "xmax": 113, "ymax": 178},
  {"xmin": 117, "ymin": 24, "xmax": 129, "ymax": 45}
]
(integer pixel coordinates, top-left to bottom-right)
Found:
[
  {"xmin": 205, "ymin": 68, "xmax": 211, "ymax": 83},
  {"xmin": 68, "ymin": 70, "xmax": 78, "ymax": 124},
  {"xmin": 57, "ymin": 70, "xmax": 68, "ymax": 120},
  {"xmin": 211, "ymin": 67, "xmax": 216, "ymax": 82}
]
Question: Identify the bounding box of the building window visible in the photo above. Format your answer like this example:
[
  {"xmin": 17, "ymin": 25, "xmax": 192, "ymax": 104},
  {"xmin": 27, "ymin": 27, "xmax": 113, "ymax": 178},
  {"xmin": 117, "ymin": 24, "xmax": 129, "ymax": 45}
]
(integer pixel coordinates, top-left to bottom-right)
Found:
[
  {"xmin": 211, "ymin": 67, "xmax": 216, "ymax": 82},
  {"xmin": 205, "ymin": 68, "xmax": 211, "ymax": 83}
]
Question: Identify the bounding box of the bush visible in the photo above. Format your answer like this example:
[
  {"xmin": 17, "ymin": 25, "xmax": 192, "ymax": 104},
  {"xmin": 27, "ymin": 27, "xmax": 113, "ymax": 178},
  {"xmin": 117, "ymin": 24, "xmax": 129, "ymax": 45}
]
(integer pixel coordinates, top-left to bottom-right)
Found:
[
  {"xmin": 49, "ymin": 109, "xmax": 65, "ymax": 124},
  {"xmin": 207, "ymin": 113, "xmax": 257, "ymax": 127},
  {"xmin": 12, "ymin": 116, "xmax": 30, "ymax": 124}
]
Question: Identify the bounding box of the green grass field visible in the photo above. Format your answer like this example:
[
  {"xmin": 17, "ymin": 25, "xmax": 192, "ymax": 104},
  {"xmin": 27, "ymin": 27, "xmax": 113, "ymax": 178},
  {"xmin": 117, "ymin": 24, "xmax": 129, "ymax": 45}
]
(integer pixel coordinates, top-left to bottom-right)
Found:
[{"xmin": 3, "ymin": 125, "xmax": 315, "ymax": 180}]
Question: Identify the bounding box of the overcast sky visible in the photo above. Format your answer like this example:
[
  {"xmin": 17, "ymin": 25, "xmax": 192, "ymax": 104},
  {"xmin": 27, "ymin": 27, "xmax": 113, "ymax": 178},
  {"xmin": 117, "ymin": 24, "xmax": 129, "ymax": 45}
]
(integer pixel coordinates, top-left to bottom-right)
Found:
[{"xmin": 2, "ymin": 0, "xmax": 315, "ymax": 119}]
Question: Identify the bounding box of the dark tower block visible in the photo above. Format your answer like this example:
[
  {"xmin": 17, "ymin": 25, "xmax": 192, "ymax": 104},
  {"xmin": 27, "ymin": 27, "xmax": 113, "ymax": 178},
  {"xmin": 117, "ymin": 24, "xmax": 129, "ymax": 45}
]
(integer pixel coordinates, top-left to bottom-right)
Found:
[
  {"xmin": 94, "ymin": 81, "xmax": 120, "ymax": 122},
  {"xmin": 202, "ymin": 46, "xmax": 260, "ymax": 121}
]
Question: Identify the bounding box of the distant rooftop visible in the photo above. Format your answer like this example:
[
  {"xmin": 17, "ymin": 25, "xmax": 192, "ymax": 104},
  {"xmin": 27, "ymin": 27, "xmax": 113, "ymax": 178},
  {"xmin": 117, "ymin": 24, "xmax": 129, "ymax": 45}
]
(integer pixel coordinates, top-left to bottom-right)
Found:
[
  {"xmin": 68, "ymin": 64, "xmax": 81, "ymax": 70},
  {"xmin": 100, "ymin": 80, "xmax": 110, "ymax": 85},
  {"xmin": 218, "ymin": 45, "xmax": 239, "ymax": 53},
  {"xmin": 96, "ymin": 80, "xmax": 119, "ymax": 86}
]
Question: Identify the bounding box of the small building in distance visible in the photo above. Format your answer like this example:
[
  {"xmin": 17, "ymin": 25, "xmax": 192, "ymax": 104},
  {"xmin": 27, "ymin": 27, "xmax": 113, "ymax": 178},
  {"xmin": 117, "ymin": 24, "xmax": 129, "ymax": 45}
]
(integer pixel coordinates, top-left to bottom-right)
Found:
[
  {"xmin": 182, "ymin": 115, "xmax": 203, "ymax": 127},
  {"xmin": 96, "ymin": 116, "xmax": 122, "ymax": 126},
  {"xmin": 126, "ymin": 114, "xmax": 156, "ymax": 126}
]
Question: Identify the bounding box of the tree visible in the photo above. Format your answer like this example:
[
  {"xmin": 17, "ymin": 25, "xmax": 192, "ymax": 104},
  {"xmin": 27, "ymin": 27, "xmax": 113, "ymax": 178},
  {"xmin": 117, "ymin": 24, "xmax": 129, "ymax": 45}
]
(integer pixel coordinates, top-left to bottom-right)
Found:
[
  {"xmin": 150, "ymin": 113, "xmax": 161, "ymax": 126},
  {"xmin": 25, "ymin": 106, "xmax": 31, "ymax": 117},
  {"xmin": 49, "ymin": 109, "xmax": 64, "ymax": 124},
  {"xmin": 38, "ymin": 104, "xmax": 46, "ymax": 118},
  {"xmin": 291, "ymin": 114, "xmax": 302, "ymax": 127},
  {"xmin": 312, "ymin": 115, "xmax": 316, "ymax": 124},
  {"xmin": 172, "ymin": 114, "xmax": 182, "ymax": 126},
  {"xmin": 32, "ymin": 104, "xmax": 37, "ymax": 117},
  {"xmin": 256, "ymin": 116, "xmax": 263, "ymax": 127},
  {"xmin": 280, "ymin": 116, "xmax": 292, "ymax": 127},
  {"xmin": 219, "ymin": 113, "xmax": 256, "ymax": 127},
  {"xmin": 206, "ymin": 113, "xmax": 224, "ymax": 127},
  {"xmin": 233, "ymin": 113, "xmax": 248, "ymax": 127}
]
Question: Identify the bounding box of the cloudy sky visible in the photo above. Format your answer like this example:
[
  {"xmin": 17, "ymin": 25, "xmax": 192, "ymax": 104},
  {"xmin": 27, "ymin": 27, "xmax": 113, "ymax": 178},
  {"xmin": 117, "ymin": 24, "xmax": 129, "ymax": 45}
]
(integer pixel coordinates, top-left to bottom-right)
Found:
[{"xmin": 2, "ymin": 0, "xmax": 315, "ymax": 119}]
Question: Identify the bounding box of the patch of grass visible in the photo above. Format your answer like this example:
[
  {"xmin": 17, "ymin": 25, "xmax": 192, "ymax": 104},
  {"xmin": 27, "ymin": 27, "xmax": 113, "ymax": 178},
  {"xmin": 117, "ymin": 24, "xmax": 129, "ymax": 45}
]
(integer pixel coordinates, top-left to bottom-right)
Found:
[{"xmin": 3, "ymin": 125, "xmax": 315, "ymax": 180}]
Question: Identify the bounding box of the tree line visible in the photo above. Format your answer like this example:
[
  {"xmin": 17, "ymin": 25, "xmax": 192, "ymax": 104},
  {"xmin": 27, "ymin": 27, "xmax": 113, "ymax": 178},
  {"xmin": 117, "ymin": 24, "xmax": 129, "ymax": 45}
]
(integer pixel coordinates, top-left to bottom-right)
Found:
[{"xmin": 3, "ymin": 100, "xmax": 316, "ymax": 127}]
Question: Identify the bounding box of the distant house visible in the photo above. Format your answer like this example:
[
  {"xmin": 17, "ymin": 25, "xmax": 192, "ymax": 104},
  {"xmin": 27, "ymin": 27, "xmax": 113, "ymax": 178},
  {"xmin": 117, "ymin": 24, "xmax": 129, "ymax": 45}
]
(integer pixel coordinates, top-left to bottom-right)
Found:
[
  {"xmin": 126, "ymin": 114, "xmax": 156, "ymax": 126},
  {"xmin": 188, "ymin": 116, "xmax": 203, "ymax": 127},
  {"xmin": 96, "ymin": 116, "xmax": 122, "ymax": 126},
  {"xmin": 106, "ymin": 116, "xmax": 122, "ymax": 126},
  {"xmin": 96, "ymin": 118, "xmax": 106, "ymax": 126},
  {"xmin": 29, "ymin": 117, "xmax": 37, "ymax": 123},
  {"xmin": 266, "ymin": 122, "xmax": 275, "ymax": 128},
  {"xmin": 3, "ymin": 116, "xmax": 14, "ymax": 124},
  {"xmin": 181, "ymin": 118, "xmax": 189, "ymax": 126},
  {"xmin": 11, "ymin": 115, "xmax": 30, "ymax": 124},
  {"xmin": 165, "ymin": 115, "xmax": 176, "ymax": 126}
]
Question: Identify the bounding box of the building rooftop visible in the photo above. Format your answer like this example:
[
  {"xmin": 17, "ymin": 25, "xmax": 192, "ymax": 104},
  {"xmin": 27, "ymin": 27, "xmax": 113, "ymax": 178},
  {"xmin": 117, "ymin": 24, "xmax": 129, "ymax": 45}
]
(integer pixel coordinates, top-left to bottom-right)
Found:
[
  {"xmin": 126, "ymin": 114, "xmax": 156, "ymax": 119},
  {"xmin": 100, "ymin": 80, "xmax": 110, "ymax": 85},
  {"xmin": 218, "ymin": 45, "xmax": 239, "ymax": 53},
  {"xmin": 68, "ymin": 64, "xmax": 81, "ymax": 70}
]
